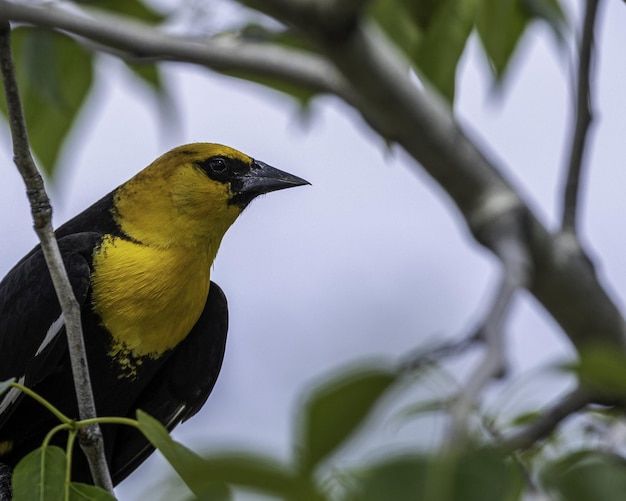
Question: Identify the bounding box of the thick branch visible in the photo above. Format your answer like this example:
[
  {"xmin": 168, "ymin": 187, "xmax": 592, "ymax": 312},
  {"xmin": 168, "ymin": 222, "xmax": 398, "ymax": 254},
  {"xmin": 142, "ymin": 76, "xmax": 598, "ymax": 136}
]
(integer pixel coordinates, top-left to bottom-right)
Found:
[
  {"xmin": 561, "ymin": 0, "xmax": 601, "ymax": 234},
  {"xmin": 0, "ymin": 23, "xmax": 113, "ymax": 493},
  {"xmin": 245, "ymin": 1, "xmax": 626, "ymax": 352}
]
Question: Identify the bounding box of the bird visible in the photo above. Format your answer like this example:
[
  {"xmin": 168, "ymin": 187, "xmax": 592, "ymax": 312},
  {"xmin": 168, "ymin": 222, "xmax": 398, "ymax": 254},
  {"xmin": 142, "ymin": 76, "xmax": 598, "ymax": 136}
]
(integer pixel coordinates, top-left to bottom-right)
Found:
[{"xmin": 0, "ymin": 143, "xmax": 308, "ymax": 486}]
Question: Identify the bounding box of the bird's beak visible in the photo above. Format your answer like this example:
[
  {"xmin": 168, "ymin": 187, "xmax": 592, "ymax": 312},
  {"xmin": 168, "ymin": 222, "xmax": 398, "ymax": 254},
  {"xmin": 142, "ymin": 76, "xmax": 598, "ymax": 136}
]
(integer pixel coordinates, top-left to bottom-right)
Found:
[{"xmin": 232, "ymin": 160, "xmax": 310, "ymax": 207}]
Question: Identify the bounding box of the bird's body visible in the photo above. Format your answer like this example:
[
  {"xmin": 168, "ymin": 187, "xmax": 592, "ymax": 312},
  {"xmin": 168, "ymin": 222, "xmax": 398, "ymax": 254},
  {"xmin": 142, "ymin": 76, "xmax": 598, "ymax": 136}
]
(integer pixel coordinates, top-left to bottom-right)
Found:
[{"xmin": 0, "ymin": 143, "xmax": 307, "ymax": 484}]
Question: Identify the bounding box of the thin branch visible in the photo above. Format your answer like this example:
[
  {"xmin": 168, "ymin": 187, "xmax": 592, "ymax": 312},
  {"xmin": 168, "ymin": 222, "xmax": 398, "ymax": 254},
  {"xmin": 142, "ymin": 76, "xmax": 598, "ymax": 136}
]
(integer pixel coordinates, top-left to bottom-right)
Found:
[
  {"xmin": 447, "ymin": 221, "xmax": 532, "ymax": 440},
  {"xmin": 0, "ymin": 0, "xmax": 356, "ymax": 105},
  {"xmin": 0, "ymin": 23, "xmax": 113, "ymax": 493},
  {"xmin": 500, "ymin": 386, "xmax": 592, "ymax": 452},
  {"xmin": 561, "ymin": 0, "xmax": 601, "ymax": 233},
  {"xmin": 399, "ymin": 333, "xmax": 479, "ymax": 374}
]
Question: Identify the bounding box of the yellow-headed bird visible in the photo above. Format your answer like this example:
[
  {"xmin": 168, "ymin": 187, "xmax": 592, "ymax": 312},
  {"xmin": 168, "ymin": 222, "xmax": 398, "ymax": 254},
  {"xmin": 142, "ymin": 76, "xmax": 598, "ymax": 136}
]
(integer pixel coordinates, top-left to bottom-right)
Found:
[{"xmin": 0, "ymin": 143, "xmax": 308, "ymax": 485}]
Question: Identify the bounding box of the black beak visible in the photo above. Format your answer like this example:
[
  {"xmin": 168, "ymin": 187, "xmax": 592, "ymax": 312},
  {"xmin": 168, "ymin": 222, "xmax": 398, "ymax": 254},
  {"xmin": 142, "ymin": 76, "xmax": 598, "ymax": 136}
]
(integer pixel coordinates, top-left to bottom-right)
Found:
[{"xmin": 232, "ymin": 160, "xmax": 310, "ymax": 207}]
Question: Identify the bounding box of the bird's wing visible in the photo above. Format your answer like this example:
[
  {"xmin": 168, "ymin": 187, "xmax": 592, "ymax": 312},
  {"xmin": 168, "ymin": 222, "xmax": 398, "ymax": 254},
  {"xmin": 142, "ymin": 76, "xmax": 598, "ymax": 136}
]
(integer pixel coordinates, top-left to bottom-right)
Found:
[
  {"xmin": 109, "ymin": 281, "xmax": 229, "ymax": 484},
  {"xmin": 0, "ymin": 233, "xmax": 99, "ymax": 425}
]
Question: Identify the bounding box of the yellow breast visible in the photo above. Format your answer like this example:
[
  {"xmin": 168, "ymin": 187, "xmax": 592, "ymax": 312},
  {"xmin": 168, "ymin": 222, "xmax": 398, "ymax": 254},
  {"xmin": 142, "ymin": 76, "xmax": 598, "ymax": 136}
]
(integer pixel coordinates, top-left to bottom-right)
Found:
[{"xmin": 91, "ymin": 235, "xmax": 213, "ymax": 376}]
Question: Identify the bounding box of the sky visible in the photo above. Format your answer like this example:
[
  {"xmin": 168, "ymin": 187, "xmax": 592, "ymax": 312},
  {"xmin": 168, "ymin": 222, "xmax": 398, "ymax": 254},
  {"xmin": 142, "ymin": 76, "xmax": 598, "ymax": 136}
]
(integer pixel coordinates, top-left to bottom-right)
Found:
[{"xmin": 1, "ymin": 0, "xmax": 626, "ymax": 499}]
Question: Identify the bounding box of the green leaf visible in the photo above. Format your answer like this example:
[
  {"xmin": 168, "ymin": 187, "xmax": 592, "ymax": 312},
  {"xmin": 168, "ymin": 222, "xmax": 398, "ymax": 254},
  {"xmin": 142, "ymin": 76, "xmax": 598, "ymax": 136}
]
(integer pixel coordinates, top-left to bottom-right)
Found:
[
  {"xmin": 345, "ymin": 454, "xmax": 430, "ymax": 501},
  {"xmin": 124, "ymin": 61, "xmax": 164, "ymax": 95},
  {"xmin": 219, "ymin": 69, "xmax": 317, "ymax": 108},
  {"xmin": 136, "ymin": 410, "xmax": 230, "ymax": 500},
  {"xmin": 393, "ymin": 397, "xmax": 450, "ymax": 422},
  {"xmin": 400, "ymin": 0, "xmax": 445, "ymax": 31},
  {"xmin": 195, "ymin": 453, "xmax": 322, "ymax": 501},
  {"xmin": 347, "ymin": 448, "xmax": 522, "ymax": 501},
  {"xmin": 477, "ymin": 0, "xmax": 566, "ymax": 81},
  {"xmin": 73, "ymin": 0, "xmax": 166, "ymax": 24},
  {"xmin": 565, "ymin": 344, "xmax": 626, "ymax": 396},
  {"xmin": 413, "ymin": 0, "xmax": 477, "ymax": 103},
  {"xmin": 0, "ymin": 379, "xmax": 14, "ymax": 396},
  {"xmin": 68, "ymin": 482, "xmax": 117, "ymax": 501},
  {"xmin": 368, "ymin": 0, "xmax": 422, "ymax": 60},
  {"xmin": 443, "ymin": 447, "xmax": 523, "ymax": 501},
  {"xmin": 371, "ymin": 0, "xmax": 476, "ymax": 102},
  {"xmin": 12, "ymin": 446, "xmax": 67, "ymax": 501},
  {"xmin": 476, "ymin": 0, "xmax": 529, "ymax": 79},
  {"xmin": 541, "ymin": 450, "xmax": 626, "ymax": 501},
  {"xmin": 508, "ymin": 410, "xmax": 542, "ymax": 427},
  {"xmin": 297, "ymin": 364, "xmax": 397, "ymax": 474},
  {"xmin": 523, "ymin": 0, "xmax": 568, "ymax": 43},
  {"xmin": 0, "ymin": 28, "xmax": 94, "ymax": 178}
]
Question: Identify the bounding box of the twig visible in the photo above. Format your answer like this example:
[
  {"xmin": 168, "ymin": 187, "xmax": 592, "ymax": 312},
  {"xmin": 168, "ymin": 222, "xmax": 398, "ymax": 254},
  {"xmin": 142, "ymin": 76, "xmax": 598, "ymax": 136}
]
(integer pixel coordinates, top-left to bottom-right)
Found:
[
  {"xmin": 501, "ymin": 386, "xmax": 592, "ymax": 452},
  {"xmin": 448, "ymin": 213, "xmax": 532, "ymax": 440},
  {"xmin": 399, "ymin": 333, "xmax": 479, "ymax": 374},
  {"xmin": 561, "ymin": 0, "xmax": 601, "ymax": 234},
  {"xmin": 0, "ymin": 23, "xmax": 114, "ymax": 493}
]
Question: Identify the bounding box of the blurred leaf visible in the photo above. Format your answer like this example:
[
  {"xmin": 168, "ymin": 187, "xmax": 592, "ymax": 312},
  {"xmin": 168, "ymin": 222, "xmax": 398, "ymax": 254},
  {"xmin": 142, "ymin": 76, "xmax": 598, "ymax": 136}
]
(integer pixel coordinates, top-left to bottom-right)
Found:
[
  {"xmin": 400, "ymin": 0, "xmax": 444, "ymax": 31},
  {"xmin": 413, "ymin": 0, "xmax": 476, "ymax": 103},
  {"xmin": 12, "ymin": 446, "xmax": 66, "ymax": 501},
  {"xmin": 0, "ymin": 379, "xmax": 14, "ymax": 396},
  {"xmin": 209, "ymin": 26, "xmax": 318, "ymax": 106},
  {"xmin": 523, "ymin": 0, "xmax": 568, "ymax": 43},
  {"xmin": 565, "ymin": 344, "xmax": 626, "ymax": 396},
  {"xmin": 221, "ymin": 69, "xmax": 318, "ymax": 108},
  {"xmin": 68, "ymin": 482, "xmax": 117, "ymax": 501},
  {"xmin": 345, "ymin": 454, "xmax": 430, "ymax": 501},
  {"xmin": 196, "ymin": 453, "xmax": 322, "ymax": 501},
  {"xmin": 346, "ymin": 448, "xmax": 522, "ymax": 501},
  {"xmin": 541, "ymin": 450, "xmax": 626, "ymax": 501},
  {"xmin": 74, "ymin": 0, "xmax": 165, "ymax": 24},
  {"xmin": 477, "ymin": 0, "xmax": 567, "ymax": 80},
  {"xmin": 368, "ymin": 0, "xmax": 422, "ymax": 59},
  {"xmin": 137, "ymin": 410, "xmax": 230, "ymax": 500},
  {"xmin": 124, "ymin": 61, "xmax": 164, "ymax": 95},
  {"xmin": 508, "ymin": 410, "xmax": 542, "ymax": 427},
  {"xmin": 297, "ymin": 364, "xmax": 397, "ymax": 474},
  {"xmin": 476, "ymin": 0, "xmax": 529, "ymax": 79},
  {"xmin": 394, "ymin": 397, "xmax": 449, "ymax": 421},
  {"xmin": 0, "ymin": 28, "xmax": 94, "ymax": 178},
  {"xmin": 442, "ymin": 447, "xmax": 523, "ymax": 501}
]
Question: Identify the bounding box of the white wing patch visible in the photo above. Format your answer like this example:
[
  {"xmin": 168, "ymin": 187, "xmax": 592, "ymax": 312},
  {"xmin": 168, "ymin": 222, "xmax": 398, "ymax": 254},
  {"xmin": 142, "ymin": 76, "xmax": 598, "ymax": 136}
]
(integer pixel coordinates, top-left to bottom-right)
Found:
[
  {"xmin": 0, "ymin": 375, "xmax": 25, "ymax": 417},
  {"xmin": 35, "ymin": 313, "xmax": 65, "ymax": 356},
  {"xmin": 166, "ymin": 404, "xmax": 187, "ymax": 428}
]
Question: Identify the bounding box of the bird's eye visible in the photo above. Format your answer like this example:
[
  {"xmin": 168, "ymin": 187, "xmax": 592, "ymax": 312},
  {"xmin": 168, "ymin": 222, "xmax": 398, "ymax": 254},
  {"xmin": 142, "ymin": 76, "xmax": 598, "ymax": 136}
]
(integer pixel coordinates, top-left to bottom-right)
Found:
[{"xmin": 208, "ymin": 158, "xmax": 228, "ymax": 174}]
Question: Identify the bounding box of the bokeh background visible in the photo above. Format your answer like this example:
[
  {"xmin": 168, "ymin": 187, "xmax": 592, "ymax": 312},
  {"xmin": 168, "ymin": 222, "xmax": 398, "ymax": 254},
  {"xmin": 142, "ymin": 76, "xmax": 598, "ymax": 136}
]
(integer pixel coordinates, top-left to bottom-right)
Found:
[{"xmin": 1, "ymin": 0, "xmax": 625, "ymax": 498}]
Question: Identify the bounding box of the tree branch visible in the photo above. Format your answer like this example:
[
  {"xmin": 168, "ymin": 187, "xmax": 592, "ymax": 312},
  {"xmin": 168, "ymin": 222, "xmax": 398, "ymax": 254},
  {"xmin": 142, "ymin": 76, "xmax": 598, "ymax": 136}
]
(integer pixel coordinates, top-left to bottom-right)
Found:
[
  {"xmin": 0, "ymin": 23, "xmax": 113, "ymax": 493},
  {"xmin": 500, "ymin": 386, "xmax": 592, "ymax": 452},
  {"xmin": 561, "ymin": 0, "xmax": 601, "ymax": 234},
  {"xmin": 449, "ymin": 213, "xmax": 532, "ymax": 439},
  {"xmin": 0, "ymin": 0, "xmax": 357, "ymax": 105},
  {"xmin": 399, "ymin": 334, "xmax": 479, "ymax": 374},
  {"xmin": 243, "ymin": 1, "xmax": 626, "ymax": 353}
]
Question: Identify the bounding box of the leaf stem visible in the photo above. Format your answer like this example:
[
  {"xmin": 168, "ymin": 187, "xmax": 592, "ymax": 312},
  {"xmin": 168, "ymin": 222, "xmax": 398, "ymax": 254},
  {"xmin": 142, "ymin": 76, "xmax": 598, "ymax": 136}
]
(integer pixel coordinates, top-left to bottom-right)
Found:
[{"xmin": 11, "ymin": 382, "xmax": 70, "ymax": 424}]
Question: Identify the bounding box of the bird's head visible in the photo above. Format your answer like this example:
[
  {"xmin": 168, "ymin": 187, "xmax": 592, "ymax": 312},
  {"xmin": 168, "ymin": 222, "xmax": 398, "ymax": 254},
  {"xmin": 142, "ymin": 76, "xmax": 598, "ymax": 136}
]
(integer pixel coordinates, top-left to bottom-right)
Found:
[{"xmin": 112, "ymin": 143, "xmax": 309, "ymax": 249}]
